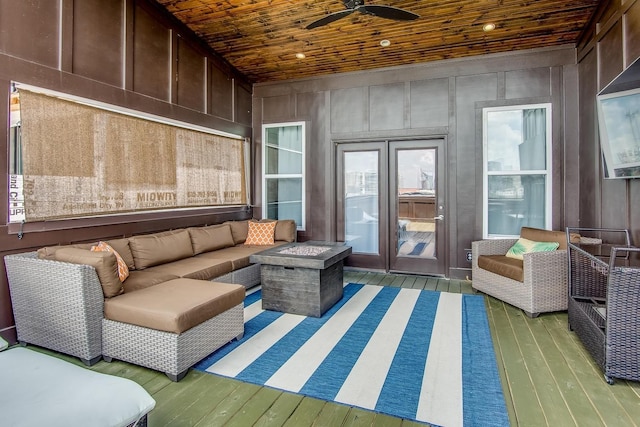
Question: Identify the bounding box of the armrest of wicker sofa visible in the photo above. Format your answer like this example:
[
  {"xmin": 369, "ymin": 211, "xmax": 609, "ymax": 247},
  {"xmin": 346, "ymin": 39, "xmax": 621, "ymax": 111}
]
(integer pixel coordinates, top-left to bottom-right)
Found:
[
  {"xmin": 523, "ymin": 249, "xmax": 568, "ymax": 299},
  {"xmin": 4, "ymin": 252, "xmax": 104, "ymax": 365}
]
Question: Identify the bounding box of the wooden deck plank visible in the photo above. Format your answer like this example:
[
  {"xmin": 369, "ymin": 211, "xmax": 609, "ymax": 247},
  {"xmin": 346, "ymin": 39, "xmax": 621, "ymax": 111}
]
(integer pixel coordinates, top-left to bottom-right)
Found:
[
  {"xmin": 460, "ymin": 280, "xmax": 475, "ymax": 294},
  {"xmin": 401, "ymin": 275, "xmax": 417, "ymax": 288},
  {"xmin": 313, "ymin": 400, "xmax": 351, "ymax": 425},
  {"xmin": 389, "ymin": 275, "xmax": 407, "ymax": 287},
  {"xmin": 424, "ymin": 277, "xmax": 439, "ymax": 291},
  {"xmin": 366, "ymin": 272, "xmax": 386, "ymax": 285},
  {"xmin": 193, "ymin": 380, "xmax": 262, "ymax": 425},
  {"xmin": 535, "ymin": 314, "xmax": 613, "ymax": 427},
  {"xmin": 371, "ymin": 412, "xmax": 403, "ymax": 427},
  {"xmin": 281, "ymin": 397, "xmax": 326, "ymax": 427},
  {"xmin": 508, "ymin": 312, "xmax": 576, "ymax": 426},
  {"xmin": 225, "ymin": 386, "xmax": 283, "ymax": 426},
  {"xmin": 435, "ymin": 278, "xmax": 449, "ymax": 292},
  {"xmin": 253, "ymin": 392, "xmax": 304, "ymax": 427},
  {"xmin": 411, "ymin": 275, "xmax": 428, "ymax": 290},
  {"xmin": 485, "ymin": 296, "xmax": 546, "ymax": 423},
  {"xmin": 541, "ymin": 313, "xmax": 639, "ymax": 426},
  {"xmin": 341, "ymin": 407, "xmax": 377, "ymax": 426},
  {"xmin": 447, "ymin": 279, "xmax": 461, "ymax": 293}
]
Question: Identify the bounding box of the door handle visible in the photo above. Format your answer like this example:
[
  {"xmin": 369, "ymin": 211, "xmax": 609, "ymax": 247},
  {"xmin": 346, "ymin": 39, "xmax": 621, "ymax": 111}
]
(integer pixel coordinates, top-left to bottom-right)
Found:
[{"xmin": 433, "ymin": 215, "xmax": 444, "ymax": 221}]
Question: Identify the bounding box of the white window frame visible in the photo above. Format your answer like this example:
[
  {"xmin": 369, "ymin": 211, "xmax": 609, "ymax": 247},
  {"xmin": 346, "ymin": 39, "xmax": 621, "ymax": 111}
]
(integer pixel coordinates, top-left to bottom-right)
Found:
[
  {"xmin": 482, "ymin": 103, "xmax": 552, "ymax": 238},
  {"xmin": 261, "ymin": 121, "xmax": 306, "ymax": 231}
]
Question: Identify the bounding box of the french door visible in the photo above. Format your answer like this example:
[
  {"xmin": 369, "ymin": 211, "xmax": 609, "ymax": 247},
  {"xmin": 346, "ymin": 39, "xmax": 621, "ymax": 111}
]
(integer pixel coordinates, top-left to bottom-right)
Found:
[{"xmin": 336, "ymin": 139, "xmax": 446, "ymax": 276}]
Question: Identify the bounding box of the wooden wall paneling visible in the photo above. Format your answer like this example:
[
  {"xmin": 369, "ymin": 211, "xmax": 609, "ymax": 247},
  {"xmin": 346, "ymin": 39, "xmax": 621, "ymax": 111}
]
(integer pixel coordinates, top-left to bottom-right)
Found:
[
  {"xmin": 597, "ymin": 20, "xmax": 624, "ymax": 90},
  {"xmin": 505, "ymin": 67, "xmax": 552, "ymax": 99},
  {"xmin": 625, "ymin": 0, "xmax": 640, "ymax": 66},
  {"xmin": 578, "ymin": 49, "xmax": 600, "ymax": 227},
  {"xmin": 409, "ymin": 78, "xmax": 449, "ymax": 129},
  {"xmin": 600, "ymin": 179, "xmax": 629, "ymax": 229},
  {"xmin": 209, "ymin": 63, "xmax": 233, "ymax": 120},
  {"xmin": 0, "ymin": 0, "xmax": 59, "ymax": 69},
  {"xmin": 456, "ymin": 73, "xmax": 497, "ymax": 267},
  {"xmin": 72, "ymin": 0, "xmax": 124, "ymax": 87},
  {"xmin": 562, "ymin": 64, "xmax": 581, "ymax": 229},
  {"xmin": 133, "ymin": 1, "xmax": 171, "ymax": 101},
  {"xmin": 369, "ymin": 83, "xmax": 404, "ymax": 131},
  {"xmin": 262, "ymin": 94, "xmax": 294, "ymax": 122},
  {"xmin": 176, "ymin": 37, "xmax": 206, "ymax": 112},
  {"xmin": 297, "ymin": 91, "xmax": 327, "ymax": 241},
  {"xmin": 330, "ymin": 87, "xmax": 367, "ymax": 133},
  {"xmin": 235, "ymin": 81, "xmax": 253, "ymax": 126},
  {"xmin": 550, "ymin": 66, "xmax": 565, "ymax": 231}
]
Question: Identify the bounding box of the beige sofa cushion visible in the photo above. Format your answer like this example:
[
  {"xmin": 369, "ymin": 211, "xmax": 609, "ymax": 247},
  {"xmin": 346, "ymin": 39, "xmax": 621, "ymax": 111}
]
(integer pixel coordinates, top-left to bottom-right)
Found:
[
  {"xmin": 37, "ymin": 242, "xmax": 94, "ymax": 260},
  {"xmin": 104, "ymin": 278, "xmax": 245, "ymax": 334},
  {"xmin": 144, "ymin": 258, "xmax": 233, "ymax": 281},
  {"xmin": 129, "ymin": 229, "xmax": 194, "ymax": 270},
  {"xmin": 196, "ymin": 242, "xmax": 287, "ymax": 270},
  {"xmin": 520, "ymin": 227, "xmax": 567, "ymax": 250},
  {"xmin": 274, "ymin": 219, "xmax": 296, "ymax": 242},
  {"xmin": 54, "ymin": 248, "xmax": 124, "ymax": 298},
  {"xmin": 477, "ymin": 255, "xmax": 524, "ymax": 282},
  {"xmin": 122, "ymin": 270, "xmax": 179, "ymax": 293},
  {"xmin": 105, "ymin": 238, "xmax": 135, "ymax": 270},
  {"xmin": 224, "ymin": 220, "xmax": 250, "ymax": 244},
  {"xmin": 188, "ymin": 224, "xmax": 235, "ymax": 255}
]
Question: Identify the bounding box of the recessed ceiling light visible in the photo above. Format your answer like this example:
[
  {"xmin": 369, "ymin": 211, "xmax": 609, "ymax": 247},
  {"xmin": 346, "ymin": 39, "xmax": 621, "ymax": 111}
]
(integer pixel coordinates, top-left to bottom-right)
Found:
[
  {"xmin": 295, "ymin": 53, "xmax": 306, "ymax": 59},
  {"xmin": 483, "ymin": 23, "xmax": 496, "ymax": 32},
  {"xmin": 380, "ymin": 39, "xmax": 391, "ymax": 47}
]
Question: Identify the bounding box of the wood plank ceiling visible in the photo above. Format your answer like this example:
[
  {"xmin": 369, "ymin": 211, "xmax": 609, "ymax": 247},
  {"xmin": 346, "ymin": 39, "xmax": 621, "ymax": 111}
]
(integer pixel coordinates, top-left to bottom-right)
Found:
[{"xmin": 154, "ymin": 0, "xmax": 601, "ymax": 83}]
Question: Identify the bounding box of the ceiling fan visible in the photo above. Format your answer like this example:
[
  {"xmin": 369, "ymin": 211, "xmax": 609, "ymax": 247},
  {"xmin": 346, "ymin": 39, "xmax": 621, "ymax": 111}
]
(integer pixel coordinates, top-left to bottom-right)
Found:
[{"xmin": 305, "ymin": 0, "xmax": 419, "ymax": 30}]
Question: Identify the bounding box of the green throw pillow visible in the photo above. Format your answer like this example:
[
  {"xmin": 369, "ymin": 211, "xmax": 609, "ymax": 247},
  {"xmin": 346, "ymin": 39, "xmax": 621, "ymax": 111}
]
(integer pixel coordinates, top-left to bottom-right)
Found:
[{"xmin": 505, "ymin": 237, "xmax": 559, "ymax": 260}]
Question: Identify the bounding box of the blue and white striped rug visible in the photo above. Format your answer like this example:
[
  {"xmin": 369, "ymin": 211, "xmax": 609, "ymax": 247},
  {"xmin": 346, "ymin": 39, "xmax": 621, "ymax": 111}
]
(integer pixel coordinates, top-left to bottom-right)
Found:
[{"xmin": 195, "ymin": 284, "xmax": 509, "ymax": 427}]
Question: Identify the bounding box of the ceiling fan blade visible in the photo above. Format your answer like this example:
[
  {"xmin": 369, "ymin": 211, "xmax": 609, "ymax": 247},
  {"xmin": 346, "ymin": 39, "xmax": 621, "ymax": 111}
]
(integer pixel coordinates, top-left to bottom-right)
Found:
[
  {"xmin": 360, "ymin": 5, "xmax": 420, "ymax": 21},
  {"xmin": 306, "ymin": 9, "xmax": 355, "ymax": 29}
]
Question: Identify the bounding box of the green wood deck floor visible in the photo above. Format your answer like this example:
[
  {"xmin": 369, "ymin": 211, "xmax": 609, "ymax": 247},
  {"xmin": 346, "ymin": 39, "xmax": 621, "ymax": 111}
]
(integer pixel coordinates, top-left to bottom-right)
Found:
[{"xmin": 33, "ymin": 271, "xmax": 640, "ymax": 426}]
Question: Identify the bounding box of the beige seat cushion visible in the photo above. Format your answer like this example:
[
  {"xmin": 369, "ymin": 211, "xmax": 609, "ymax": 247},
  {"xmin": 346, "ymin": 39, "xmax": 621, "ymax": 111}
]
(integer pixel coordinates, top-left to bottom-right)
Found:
[
  {"xmin": 122, "ymin": 270, "xmax": 180, "ymax": 293},
  {"xmin": 196, "ymin": 242, "xmax": 286, "ymax": 270},
  {"xmin": 478, "ymin": 255, "xmax": 524, "ymax": 282},
  {"xmin": 144, "ymin": 257, "xmax": 233, "ymax": 281},
  {"xmin": 104, "ymin": 278, "xmax": 245, "ymax": 334}
]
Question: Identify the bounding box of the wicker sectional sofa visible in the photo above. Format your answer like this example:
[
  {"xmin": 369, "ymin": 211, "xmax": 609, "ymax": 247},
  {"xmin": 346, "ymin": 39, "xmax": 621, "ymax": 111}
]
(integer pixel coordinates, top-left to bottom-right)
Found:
[{"xmin": 4, "ymin": 219, "xmax": 296, "ymax": 381}]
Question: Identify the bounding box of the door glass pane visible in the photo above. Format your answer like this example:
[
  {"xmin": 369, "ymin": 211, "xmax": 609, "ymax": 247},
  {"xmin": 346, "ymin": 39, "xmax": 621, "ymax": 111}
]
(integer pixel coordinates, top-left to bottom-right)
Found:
[
  {"xmin": 487, "ymin": 174, "xmax": 546, "ymax": 235},
  {"xmin": 344, "ymin": 151, "xmax": 378, "ymax": 254},
  {"xmin": 265, "ymin": 177, "xmax": 302, "ymax": 226},
  {"xmin": 396, "ymin": 149, "xmax": 437, "ymax": 258}
]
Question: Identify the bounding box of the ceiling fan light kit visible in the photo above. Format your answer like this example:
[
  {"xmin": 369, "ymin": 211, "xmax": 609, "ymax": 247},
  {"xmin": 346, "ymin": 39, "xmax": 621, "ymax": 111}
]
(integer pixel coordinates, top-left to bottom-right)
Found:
[{"xmin": 306, "ymin": 0, "xmax": 419, "ymax": 30}]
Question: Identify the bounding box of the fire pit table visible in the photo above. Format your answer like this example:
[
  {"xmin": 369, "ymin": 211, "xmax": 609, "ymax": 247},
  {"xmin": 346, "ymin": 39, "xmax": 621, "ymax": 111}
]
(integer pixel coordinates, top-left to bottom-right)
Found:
[{"xmin": 249, "ymin": 241, "xmax": 352, "ymax": 317}]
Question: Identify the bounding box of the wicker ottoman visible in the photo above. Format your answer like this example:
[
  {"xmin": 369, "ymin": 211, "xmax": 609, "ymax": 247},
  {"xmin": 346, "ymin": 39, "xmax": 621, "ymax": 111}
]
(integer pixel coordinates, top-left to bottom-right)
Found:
[{"xmin": 102, "ymin": 278, "xmax": 245, "ymax": 381}]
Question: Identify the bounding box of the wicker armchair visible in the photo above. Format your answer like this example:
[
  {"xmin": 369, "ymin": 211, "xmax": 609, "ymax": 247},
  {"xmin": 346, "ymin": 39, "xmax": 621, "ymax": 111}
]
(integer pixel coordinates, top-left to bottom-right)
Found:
[{"xmin": 472, "ymin": 227, "xmax": 568, "ymax": 317}]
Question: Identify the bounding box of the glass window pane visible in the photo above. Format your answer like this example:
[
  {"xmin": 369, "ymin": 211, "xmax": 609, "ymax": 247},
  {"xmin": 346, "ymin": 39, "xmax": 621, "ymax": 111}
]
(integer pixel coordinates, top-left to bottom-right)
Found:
[
  {"xmin": 265, "ymin": 125, "xmax": 302, "ymax": 151},
  {"xmin": 344, "ymin": 151, "xmax": 379, "ymax": 254},
  {"xmin": 487, "ymin": 108, "xmax": 547, "ymax": 171},
  {"xmin": 265, "ymin": 145, "xmax": 302, "ymax": 175},
  {"xmin": 487, "ymin": 174, "xmax": 546, "ymax": 235},
  {"xmin": 265, "ymin": 178, "xmax": 302, "ymax": 225}
]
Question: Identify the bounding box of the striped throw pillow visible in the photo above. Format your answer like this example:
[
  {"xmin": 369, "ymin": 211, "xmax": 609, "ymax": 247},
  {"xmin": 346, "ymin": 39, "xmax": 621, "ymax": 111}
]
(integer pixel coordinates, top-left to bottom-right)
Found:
[{"xmin": 505, "ymin": 237, "xmax": 559, "ymax": 260}]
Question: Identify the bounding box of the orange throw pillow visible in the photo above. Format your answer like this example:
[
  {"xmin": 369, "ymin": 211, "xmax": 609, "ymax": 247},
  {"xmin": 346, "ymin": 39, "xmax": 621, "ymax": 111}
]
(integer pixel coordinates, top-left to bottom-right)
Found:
[
  {"xmin": 244, "ymin": 221, "xmax": 276, "ymax": 245},
  {"xmin": 91, "ymin": 241, "xmax": 130, "ymax": 282}
]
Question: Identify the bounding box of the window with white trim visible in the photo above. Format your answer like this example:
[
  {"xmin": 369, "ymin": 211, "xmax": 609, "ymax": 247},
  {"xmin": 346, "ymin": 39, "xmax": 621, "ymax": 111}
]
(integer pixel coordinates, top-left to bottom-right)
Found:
[
  {"xmin": 482, "ymin": 104, "xmax": 552, "ymax": 238},
  {"xmin": 262, "ymin": 122, "xmax": 305, "ymax": 230}
]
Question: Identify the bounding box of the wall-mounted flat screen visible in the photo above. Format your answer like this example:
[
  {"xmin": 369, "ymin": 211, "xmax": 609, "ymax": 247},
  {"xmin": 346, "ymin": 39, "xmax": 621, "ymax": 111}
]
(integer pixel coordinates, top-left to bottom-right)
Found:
[{"xmin": 597, "ymin": 87, "xmax": 640, "ymax": 179}]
